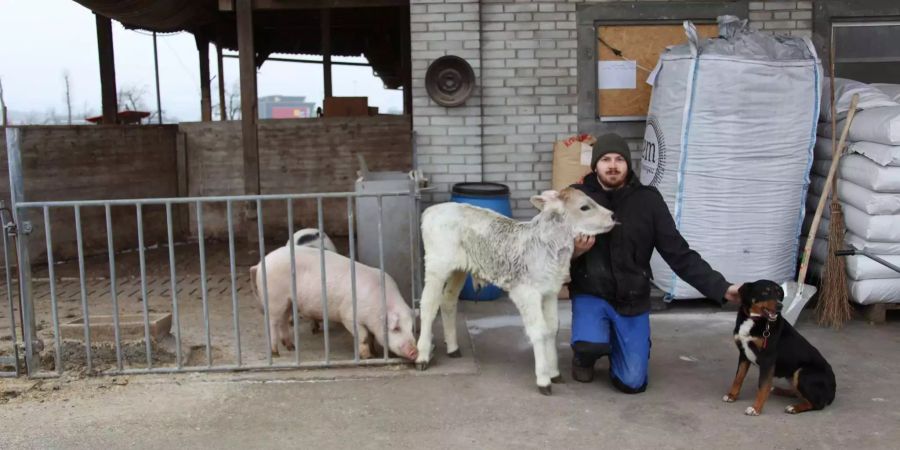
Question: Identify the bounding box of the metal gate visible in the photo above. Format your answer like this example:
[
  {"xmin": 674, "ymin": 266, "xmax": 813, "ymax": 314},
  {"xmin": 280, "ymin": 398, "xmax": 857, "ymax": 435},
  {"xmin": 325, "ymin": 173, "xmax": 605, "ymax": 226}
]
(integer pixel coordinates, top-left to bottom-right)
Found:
[{"xmin": 3, "ymin": 128, "xmax": 424, "ymax": 378}]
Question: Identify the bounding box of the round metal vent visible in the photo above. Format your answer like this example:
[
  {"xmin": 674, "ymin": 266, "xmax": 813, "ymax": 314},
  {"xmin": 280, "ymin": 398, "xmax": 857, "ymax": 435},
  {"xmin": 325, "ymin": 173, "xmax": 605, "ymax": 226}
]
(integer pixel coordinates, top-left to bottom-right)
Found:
[{"xmin": 425, "ymin": 55, "xmax": 475, "ymax": 107}]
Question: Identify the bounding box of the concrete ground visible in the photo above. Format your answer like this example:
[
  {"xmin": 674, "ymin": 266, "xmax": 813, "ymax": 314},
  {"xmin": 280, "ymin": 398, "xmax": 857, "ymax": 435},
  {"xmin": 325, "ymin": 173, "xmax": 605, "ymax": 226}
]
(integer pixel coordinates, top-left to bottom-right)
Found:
[{"xmin": 1, "ymin": 298, "xmax": 898, "ymax": 449}]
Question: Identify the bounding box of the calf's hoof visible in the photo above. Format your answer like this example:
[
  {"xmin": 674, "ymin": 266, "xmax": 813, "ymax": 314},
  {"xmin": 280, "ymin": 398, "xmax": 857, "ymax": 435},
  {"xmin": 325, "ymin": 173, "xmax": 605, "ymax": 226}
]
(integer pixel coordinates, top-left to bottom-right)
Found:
[
  {"xmin": 416, "ymin": 361, "xmax": 430, "ymax": 371},
  {"xmin": 538, "ymin": 385, "xmax": 552, "ymax": 396},
  {"xmin": 551, "ymin": 375, "xmax": 564, "ymax": 384},
  {"xmin": 447, "ymin": 349, "xmax": 462, "ymax": 358}
]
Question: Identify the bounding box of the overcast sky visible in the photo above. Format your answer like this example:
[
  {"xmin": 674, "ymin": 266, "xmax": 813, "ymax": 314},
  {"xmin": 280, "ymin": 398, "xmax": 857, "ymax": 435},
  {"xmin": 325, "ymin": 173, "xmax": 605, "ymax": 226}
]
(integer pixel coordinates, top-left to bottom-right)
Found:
[{"xmin": 0, "ymin": 0, "xmax": 403, "ymax": 123}]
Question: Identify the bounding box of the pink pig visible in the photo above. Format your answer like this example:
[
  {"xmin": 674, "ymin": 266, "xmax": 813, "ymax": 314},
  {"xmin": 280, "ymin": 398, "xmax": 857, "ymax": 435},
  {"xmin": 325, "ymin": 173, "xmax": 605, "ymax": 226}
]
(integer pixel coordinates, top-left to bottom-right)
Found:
[{"xmin": 250, "ymin": 245, "xmax": 418, "ymax": 360}]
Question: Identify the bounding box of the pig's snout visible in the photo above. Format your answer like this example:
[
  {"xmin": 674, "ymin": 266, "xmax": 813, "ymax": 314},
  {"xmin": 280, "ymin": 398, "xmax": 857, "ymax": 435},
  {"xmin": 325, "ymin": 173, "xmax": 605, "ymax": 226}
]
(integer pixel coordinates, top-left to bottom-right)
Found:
[{"xmin": 403, "ymin": 341, "xmax": 418, "ymax": 361}]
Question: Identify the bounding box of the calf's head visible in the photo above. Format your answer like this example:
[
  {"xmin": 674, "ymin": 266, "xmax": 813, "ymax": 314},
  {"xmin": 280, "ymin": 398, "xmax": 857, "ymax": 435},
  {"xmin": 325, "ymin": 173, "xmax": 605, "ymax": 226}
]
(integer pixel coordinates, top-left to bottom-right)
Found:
[{"xmin": 530, "ymin": 188, "xmax": 616, "ymax": 235}]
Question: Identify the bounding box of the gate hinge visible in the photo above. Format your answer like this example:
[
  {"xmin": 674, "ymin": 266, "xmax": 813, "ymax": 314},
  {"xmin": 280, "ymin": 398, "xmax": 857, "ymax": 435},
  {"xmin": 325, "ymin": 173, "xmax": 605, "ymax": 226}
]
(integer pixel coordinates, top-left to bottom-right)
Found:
[{"xmin": 4, "ymin": 220, "xmax": 31, "ymax": 236}]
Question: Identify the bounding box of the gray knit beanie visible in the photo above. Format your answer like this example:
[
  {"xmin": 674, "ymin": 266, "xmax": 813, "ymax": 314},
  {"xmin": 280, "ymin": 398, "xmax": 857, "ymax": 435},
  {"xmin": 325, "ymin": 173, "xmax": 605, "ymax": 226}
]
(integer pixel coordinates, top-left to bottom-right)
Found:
[{"xmin": 590, "ymin": 133, "xmax": 631, "ymax": 172}]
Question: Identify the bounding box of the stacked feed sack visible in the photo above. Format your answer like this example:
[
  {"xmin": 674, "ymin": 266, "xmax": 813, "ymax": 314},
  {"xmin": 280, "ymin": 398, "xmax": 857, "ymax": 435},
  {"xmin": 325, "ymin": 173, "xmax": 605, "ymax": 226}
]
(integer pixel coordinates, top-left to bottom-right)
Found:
[{"xmin": 804, "ymin": 79, "xmax": 900, "ymax": 305}]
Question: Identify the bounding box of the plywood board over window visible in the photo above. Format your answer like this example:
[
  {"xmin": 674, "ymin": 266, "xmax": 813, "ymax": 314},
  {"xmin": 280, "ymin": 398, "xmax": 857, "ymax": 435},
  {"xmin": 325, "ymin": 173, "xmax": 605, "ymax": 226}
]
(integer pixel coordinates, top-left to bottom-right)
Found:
[{"xmin": 597, "ymin": 24, "xmax": 718, "ymax": 119}]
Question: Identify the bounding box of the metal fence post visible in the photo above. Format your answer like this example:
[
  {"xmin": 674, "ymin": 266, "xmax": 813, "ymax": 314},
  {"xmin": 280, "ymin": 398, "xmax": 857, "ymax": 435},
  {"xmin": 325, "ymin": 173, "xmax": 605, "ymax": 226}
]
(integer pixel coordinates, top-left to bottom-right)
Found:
[
  {"xmin": 5, "ymin": 127, "xmax": 39, "ymax": 375},
  {"xmin": 0, "ymin": 201, "xmax": 21, "ymax": 377}
]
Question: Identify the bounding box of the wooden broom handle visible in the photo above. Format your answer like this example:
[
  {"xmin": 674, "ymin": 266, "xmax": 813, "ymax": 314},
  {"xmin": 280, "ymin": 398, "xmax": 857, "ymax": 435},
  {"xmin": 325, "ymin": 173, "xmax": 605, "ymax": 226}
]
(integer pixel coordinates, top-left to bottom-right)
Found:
[{"xmin": 797, "ymin": 93, "xmax": 859, "ymax": 284}]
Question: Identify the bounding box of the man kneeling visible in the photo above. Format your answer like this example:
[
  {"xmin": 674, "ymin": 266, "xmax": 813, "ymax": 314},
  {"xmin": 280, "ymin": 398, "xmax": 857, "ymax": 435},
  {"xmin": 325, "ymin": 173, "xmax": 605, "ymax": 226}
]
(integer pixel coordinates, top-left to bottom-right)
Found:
[{"xmin": 567, "ymin": 133, "xmax": 740, "ymax": 393}]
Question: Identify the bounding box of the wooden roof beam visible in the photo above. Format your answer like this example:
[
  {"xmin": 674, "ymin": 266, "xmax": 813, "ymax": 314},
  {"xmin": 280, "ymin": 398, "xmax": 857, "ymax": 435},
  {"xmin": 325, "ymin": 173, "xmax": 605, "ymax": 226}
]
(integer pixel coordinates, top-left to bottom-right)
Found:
[
  {"xmin": 236, "ymin": 0, "xmax": 260, "ymax": 196},
  {"xmin": 95, "ymin": 14, "xmax": 118, "ymax": 124}
]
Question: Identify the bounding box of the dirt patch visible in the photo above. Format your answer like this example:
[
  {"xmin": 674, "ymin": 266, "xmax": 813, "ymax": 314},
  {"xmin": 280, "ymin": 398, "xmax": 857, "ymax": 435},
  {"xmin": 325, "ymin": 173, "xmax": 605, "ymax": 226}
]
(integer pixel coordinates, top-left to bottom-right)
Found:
[
  {"xmin": 0, "ymin": 380, "xmax": 56, "ymax": 405},
  {"xmin": 184, "ymin": 344, "xmax": 227, "ymax": 367},
  {"xmin": 0, "ymin": 387, "xmax": 22, "ymax": 403},
  {"xmin": 0, "ymin": 376, "xmax": 132, "ymax": 406},
  {"xmin": 39, "ymin": 339, "xmax": 177, "ymax": 373}
]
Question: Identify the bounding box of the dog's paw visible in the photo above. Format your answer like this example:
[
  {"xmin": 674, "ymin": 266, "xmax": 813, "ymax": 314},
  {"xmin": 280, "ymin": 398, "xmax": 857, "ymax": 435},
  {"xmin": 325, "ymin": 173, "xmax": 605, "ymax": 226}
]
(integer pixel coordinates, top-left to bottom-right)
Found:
[
  {"xmin": 722, "ymin": 394, "xmax": 736, "ymax": 403},
  {"xmin": 785, "ymin": 405, "xmax": 797, "ymax": 414},
  {"xmin": 744, "ymin": 406, "xmax": 760, "ymax": 416}
]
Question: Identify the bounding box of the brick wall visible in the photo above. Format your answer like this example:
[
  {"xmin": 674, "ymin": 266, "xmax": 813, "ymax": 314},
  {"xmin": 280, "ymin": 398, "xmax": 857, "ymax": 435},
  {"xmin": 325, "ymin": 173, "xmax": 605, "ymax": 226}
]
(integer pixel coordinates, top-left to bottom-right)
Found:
[
  {"xmin": 0, "ymin": 125, "xmax": 180, "ymax": 262},
  {"xmin": 411, "ymin": 0, "xmax": 813, "ymax": 218},
  {"xmin": 410, "ymin": 0, "xmax": 483, "ymax": 204},
  {"xmin": 748, "ymin": 1, "xmax": 813, "ymax": 37},
  {"xmin": 0, "ymin": 117, "xmax": 412, "ymax": 266},
  {"xmin": 181, "ymin": 116, "xmax": 413, "ymax": 240}
]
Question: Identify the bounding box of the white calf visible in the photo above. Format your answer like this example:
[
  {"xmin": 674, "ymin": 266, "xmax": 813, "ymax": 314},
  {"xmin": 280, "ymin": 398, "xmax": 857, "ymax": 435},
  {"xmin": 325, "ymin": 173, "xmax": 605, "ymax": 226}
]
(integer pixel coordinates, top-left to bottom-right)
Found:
[{"xmin": 415, "ymin": 188, "xmax": 616, "ymax": 394}]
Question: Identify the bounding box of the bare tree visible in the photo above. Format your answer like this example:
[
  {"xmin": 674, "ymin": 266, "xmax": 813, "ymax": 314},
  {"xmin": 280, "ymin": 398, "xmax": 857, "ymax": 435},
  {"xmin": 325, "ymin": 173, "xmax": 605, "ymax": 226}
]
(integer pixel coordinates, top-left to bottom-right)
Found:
[
  {"xmin": 116, "ymin": 85, "xmax": 168, "ymax": 124},
  {"xmin": 79, "ymin": 101, "xmax": 98, "ymax": 122},
  {"xmin": 42, "ymin": 107, "xmax": 61, "ymax": 125},
  {"xmin": 228, "ymin": 85, "xmax": 241, "ymax": 120},
  {"xmin": 117, "ymin": 85, "xmax": 149, "ymax": 112},
  {"xmin": 62, "ymin": 71, "xmax": 72, "ymax": 125},
  {"xmin": 21, "ymin": 111, "xmax": 42, "ymax": 125},
  {"xmin": 212, "ymin": 81, "xmax": 241, "ymax": 120}
]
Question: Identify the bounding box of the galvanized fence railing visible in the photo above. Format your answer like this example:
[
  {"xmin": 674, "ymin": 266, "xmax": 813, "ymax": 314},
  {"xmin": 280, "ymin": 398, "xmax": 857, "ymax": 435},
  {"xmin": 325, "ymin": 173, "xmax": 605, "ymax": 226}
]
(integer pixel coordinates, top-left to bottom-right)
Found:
[
  {"xmin": 4, "ymin": 128, "xmax": 424, "ymax": 377},
  {"xmin": 1, "ymin": 203, "xmax": 23, "ymax": 377}
]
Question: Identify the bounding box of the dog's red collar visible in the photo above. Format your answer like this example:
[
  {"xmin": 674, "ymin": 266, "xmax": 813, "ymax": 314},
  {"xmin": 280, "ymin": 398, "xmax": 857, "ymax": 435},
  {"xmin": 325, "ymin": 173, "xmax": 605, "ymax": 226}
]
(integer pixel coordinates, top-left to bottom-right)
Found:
[{"xmin": 742, "ymin": 308, "xmax": 776, "ymax": 349}]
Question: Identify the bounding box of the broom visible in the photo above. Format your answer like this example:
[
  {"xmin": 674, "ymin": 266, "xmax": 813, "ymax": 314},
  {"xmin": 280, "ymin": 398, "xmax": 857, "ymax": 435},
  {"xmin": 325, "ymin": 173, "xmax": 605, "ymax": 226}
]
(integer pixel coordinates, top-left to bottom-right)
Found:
[{"xmin": 816, "ymin": 40, "xmax": 853, "ymax": 328}]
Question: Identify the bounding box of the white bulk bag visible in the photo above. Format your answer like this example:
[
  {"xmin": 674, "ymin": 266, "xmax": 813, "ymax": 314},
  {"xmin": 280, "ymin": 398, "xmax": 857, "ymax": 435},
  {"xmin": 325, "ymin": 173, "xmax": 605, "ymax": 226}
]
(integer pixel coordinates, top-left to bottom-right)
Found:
[{"xmin": 643, "ymin": 17, "xmax": 820, "ymax": 299}]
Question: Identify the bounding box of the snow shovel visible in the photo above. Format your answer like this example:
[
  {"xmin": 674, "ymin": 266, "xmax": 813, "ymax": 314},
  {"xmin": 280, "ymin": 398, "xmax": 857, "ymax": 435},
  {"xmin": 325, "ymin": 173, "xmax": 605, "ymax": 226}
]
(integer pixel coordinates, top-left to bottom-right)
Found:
[{"xmin": 781, "ymin": 93, "xmax": 860, "ymax": 326}]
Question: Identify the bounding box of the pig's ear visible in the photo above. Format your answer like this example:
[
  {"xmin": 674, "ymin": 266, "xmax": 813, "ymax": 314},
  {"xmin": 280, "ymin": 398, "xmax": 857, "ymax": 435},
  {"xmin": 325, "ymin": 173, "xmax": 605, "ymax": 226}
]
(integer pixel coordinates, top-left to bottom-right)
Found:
[{"xmin": 388, "ymin": 312, "xmax": 400, "ymax": 331}]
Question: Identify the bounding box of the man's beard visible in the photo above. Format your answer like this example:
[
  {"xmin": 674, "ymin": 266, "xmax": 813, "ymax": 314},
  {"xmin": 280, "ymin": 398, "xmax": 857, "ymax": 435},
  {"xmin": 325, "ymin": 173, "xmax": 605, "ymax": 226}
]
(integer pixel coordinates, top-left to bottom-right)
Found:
[{"xmin": 598, "ymin": 170, "xmax": 626, "ymax": 189}]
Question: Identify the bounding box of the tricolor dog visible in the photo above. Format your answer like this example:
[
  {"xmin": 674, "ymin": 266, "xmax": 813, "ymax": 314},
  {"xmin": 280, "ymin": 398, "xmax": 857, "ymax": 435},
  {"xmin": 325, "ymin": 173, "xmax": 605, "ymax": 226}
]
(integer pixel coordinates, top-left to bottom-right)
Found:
[{"xmin": 723, "ymin": 280, "xmax": 836, "ymax": 415}]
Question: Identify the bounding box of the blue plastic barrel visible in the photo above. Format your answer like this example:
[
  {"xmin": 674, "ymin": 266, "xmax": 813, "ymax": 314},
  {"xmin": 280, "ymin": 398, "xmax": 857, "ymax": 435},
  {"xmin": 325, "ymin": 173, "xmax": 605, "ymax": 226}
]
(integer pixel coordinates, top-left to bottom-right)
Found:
[{"xmin": 450, "ymin": 182, "xmax": 512, "ymax": 301}]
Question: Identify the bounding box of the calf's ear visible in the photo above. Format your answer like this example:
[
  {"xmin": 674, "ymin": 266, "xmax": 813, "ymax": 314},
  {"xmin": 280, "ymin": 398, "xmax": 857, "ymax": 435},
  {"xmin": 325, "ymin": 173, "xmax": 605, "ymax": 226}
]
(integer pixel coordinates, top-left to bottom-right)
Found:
[{"xmin": 530, "ymin": 190, "xmax": 562, "ymax": 212}]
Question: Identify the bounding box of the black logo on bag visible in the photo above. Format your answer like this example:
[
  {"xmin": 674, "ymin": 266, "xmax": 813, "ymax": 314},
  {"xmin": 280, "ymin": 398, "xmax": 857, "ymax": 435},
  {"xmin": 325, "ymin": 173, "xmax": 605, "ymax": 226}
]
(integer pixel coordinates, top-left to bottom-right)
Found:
[{"xmin": 641, "ymin": 116, "xmax": 666, "ymax": 187}]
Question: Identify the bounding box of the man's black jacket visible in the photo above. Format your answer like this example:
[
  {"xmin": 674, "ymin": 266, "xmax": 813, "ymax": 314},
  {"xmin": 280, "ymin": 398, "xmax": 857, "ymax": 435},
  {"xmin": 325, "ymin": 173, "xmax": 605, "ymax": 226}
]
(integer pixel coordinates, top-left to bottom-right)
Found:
[{"xmin": 568, "ymin": 171, "xmax": 730, "ymax": 316}]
